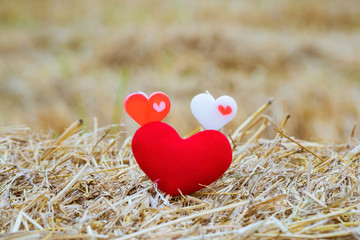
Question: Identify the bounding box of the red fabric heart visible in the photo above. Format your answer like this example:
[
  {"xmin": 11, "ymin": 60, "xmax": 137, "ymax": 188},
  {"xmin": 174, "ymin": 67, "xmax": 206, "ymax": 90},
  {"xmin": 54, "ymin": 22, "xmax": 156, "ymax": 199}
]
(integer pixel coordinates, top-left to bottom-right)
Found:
[
  {"xmin": 124, "ymin": 92, "xmax": 171, "ymax": 126},
  {"xmin": 132, "ymin": 122, "xmax": 232, "ymax": 196},
  {"xmin": 218, "ymin": 105, "xmax": 232, "ymax": 115}
]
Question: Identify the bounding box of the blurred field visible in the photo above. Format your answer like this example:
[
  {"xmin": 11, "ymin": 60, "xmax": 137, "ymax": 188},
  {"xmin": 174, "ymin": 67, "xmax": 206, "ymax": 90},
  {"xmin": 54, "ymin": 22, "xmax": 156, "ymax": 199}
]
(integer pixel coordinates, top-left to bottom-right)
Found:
[
  {"xmin": 1, "ymin": 0, "xmax": 360, "ymax": 140},
  {"xmin": 2, "ymin": 2, "xmax": 360, "ymax": 238}
]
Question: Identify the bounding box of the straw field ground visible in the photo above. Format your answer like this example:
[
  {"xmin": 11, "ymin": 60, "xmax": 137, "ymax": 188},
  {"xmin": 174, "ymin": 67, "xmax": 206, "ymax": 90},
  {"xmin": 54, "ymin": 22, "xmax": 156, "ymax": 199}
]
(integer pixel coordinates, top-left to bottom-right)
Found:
[{"xmin": 1, "ymin": 0, "xmax": 360, "ymax": 239}]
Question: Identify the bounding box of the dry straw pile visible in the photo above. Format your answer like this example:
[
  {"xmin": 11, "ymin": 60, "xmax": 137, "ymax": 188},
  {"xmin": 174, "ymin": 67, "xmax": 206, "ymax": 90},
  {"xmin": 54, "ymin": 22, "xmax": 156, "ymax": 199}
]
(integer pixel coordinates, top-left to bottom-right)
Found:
[{"xmin": 1, "ymin": 100, "xmax": 360, "ymax": 239}]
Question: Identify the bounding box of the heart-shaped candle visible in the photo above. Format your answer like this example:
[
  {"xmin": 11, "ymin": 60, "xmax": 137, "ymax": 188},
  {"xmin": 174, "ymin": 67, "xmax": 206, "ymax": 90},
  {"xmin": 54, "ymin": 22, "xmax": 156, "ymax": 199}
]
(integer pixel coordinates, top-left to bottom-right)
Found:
[
  {"xmin": 132, "ymin": 122, "xmax": 232, "ymax": 196},
  {"xmin": 191, "ymin": 91, "xmax": 237, "ymax": 130},
  {"xmin": 124, "ymin": 92, "xmax": 171, "ymax": 126}
]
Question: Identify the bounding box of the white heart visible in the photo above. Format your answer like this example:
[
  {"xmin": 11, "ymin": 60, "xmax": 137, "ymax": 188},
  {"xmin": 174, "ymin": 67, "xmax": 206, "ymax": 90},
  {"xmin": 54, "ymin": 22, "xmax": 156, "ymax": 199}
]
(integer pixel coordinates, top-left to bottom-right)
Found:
[
  {"xmin": 191, "ymin": 92, "xmax": 237, "ymax": 130},
  {"xmin": 153, "ymin": 101, "xmax": 166, "ymax": 112}
]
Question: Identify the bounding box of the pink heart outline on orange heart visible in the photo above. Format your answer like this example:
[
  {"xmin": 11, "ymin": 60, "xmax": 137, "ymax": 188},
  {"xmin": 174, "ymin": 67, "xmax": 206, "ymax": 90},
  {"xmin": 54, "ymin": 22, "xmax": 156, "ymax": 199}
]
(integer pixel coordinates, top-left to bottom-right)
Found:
[{"xmin": 124, "ymin": 91, "xmax": 171, "ymax": 126}]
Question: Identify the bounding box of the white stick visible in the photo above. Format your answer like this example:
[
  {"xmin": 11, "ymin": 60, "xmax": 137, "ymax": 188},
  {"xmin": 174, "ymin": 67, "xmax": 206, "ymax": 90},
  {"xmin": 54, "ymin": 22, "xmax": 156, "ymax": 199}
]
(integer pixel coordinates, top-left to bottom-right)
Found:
[
  {"xmin": 11, "ymin": 210, "xmax": 23, "ymax": 233},
  {"xmin": 22, "ymin": 211, "xmax": 44, "ymax": 230},
  {"xmin": 50, "ymin": 163, "xmax": 90, "ymax": 204}
]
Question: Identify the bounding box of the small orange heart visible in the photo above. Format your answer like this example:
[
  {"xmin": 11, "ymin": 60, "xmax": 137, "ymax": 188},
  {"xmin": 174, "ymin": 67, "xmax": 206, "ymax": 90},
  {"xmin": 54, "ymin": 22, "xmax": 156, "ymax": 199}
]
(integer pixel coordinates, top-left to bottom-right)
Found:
[
  {"xmin": 218, "ymin": 105, "xmax": 232, "ymax": 115},
  {"xmin": 124, "ymin": 92, "xmax": 171, "ymax": 126}
]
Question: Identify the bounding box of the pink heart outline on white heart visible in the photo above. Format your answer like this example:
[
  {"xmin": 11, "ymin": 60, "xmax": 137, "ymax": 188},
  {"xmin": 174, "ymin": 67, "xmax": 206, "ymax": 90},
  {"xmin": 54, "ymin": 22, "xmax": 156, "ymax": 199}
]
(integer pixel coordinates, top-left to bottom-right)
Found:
[
  {"xmin": 153, "ymin": 101, "xmax": 166, "ymax": 112},
  {"xmin": 191, "ymin": 91, "xmax": 237, "ymax": 130}
]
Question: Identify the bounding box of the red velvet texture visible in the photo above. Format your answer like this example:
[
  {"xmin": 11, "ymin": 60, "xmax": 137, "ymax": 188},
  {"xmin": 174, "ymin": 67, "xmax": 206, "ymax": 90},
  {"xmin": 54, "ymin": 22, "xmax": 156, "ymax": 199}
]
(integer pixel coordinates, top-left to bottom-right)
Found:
[{"xmin": 132, "ymin": 122, "xmax": 232, "ymax": 196}]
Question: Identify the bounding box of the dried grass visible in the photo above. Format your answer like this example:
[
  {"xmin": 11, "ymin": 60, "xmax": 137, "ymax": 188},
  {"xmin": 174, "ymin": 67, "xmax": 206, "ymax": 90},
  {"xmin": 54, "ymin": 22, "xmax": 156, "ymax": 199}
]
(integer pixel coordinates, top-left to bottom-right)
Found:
[{"xmin": 1, "ymin": 101, "xmax": 360, "ymax": 239}]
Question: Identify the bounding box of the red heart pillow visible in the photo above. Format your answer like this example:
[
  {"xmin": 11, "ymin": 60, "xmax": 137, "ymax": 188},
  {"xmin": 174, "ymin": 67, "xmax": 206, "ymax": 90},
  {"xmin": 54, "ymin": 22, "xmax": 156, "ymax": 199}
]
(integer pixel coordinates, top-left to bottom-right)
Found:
[{"xmin": 132, "ymin": 122, "xmax": 232, "ymax": 196}]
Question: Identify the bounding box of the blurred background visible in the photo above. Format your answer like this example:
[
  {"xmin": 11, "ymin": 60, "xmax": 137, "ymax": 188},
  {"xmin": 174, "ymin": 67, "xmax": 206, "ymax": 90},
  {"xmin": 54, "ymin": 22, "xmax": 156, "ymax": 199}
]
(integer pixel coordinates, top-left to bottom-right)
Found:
[{"xmin": 0, "ymin": 0, "xmax": 359, "ymax": 141}]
